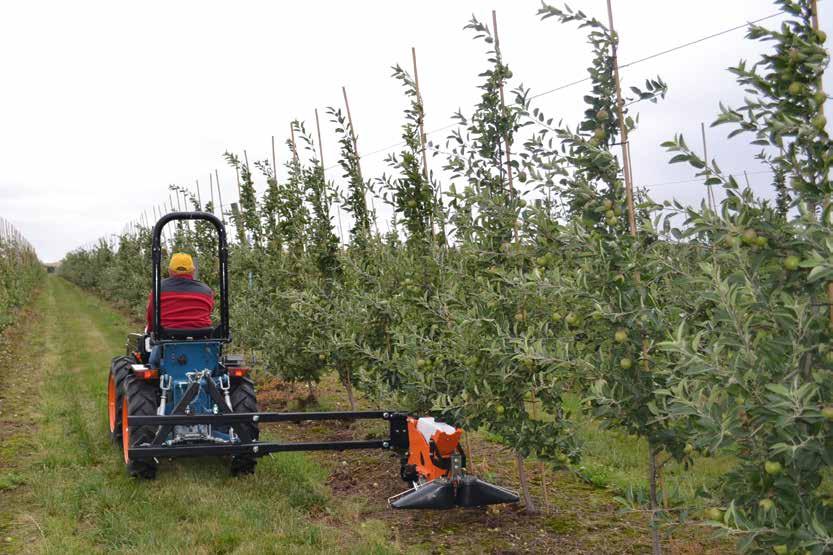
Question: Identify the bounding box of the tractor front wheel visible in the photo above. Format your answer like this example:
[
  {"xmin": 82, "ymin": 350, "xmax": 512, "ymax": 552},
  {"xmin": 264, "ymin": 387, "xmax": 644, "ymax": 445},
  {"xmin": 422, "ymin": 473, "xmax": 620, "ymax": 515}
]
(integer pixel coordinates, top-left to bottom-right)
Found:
[
  {"xmin": 108, "ymin": 356, "xmax": 132, "ymax": 446},
  {"xmin": 122, "ymin": 373, "xmax": 158, "ymax": 479},
  {"xmin": 229, "ymin": 377, "xmax": 259, "ymax": 476}
]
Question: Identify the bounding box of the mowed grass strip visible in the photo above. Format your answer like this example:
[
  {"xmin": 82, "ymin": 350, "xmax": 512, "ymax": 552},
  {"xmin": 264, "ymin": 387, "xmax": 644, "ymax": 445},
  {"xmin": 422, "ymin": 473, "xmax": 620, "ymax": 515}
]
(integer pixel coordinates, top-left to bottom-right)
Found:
[{"xmin": 1, "ymin": 277, "xmax": 401, "ymax": 554}]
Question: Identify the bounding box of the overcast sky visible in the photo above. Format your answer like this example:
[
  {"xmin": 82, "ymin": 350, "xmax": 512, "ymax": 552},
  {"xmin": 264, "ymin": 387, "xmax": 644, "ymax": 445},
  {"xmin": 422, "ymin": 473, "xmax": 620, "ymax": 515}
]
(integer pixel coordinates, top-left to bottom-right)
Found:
[{"xmin": 1, "ymin": 0, "xmax": 831, "ymax": 262}]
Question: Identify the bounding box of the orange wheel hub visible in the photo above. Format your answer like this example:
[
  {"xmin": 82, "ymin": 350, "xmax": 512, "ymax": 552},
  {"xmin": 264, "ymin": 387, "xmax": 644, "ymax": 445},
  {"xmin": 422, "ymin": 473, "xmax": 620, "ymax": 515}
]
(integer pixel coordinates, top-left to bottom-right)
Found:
[
  {"xmin": 107, "ymin": 374, "xmax": 117, "ymax": 433},
  {"xmin": 122, "ymin": 396, "xmax": 130, "ymax": 464}
]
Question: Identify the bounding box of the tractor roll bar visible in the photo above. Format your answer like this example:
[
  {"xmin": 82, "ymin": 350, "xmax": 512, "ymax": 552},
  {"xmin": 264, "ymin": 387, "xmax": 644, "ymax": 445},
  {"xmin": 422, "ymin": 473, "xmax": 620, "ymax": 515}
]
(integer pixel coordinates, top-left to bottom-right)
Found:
[{"xmin": 151, "ymin": 211, "xmax": 230, "ymax": 342}]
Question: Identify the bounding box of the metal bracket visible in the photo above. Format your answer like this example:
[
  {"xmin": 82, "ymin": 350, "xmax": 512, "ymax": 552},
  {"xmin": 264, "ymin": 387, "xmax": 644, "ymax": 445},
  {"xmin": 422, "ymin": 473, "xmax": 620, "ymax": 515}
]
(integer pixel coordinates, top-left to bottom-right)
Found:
[
  {"xmin": 151, "ymin": 379, "xmax": 201, "ymax": 446},
  {"xmin": 387, "ymin": 412, "xmax": 409, "ymax": 450}
]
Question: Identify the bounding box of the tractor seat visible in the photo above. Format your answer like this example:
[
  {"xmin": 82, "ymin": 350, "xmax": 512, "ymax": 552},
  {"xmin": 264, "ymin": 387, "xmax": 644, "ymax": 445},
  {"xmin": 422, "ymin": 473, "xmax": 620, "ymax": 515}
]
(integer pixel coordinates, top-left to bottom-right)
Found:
[{"xmin": 161, "ymin": 327, "xmax": 217, "ymax": 340}]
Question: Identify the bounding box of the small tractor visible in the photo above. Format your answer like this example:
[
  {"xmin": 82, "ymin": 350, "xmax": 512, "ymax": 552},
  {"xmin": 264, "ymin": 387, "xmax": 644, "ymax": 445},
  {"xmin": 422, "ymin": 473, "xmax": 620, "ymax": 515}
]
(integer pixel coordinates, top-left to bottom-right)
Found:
[{"xmin": 106, "ymin": 212, "xmax": 518, "ymax": 509}]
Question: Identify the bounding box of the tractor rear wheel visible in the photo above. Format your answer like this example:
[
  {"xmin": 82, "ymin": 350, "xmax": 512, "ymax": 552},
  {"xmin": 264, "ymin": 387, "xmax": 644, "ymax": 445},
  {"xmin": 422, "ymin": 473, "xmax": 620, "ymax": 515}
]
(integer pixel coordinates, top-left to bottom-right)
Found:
[
  {"xmin": 108, "ymin": 356, "xmax": 131, "ymax": 446},
  {"xmin": 122, "ymin": 373, "xmax": 159, "ymax": 479},
  {"xmin": 229, "ymin": 377, "xmax": 259, "ymax": 476}
]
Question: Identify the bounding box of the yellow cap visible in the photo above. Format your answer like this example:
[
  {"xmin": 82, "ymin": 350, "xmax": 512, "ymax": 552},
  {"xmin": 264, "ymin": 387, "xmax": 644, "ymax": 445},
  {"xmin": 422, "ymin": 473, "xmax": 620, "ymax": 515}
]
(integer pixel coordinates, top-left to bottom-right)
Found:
[{"xmin": 168, "ymin": 253, "xmax": 195, "ymax": 275}]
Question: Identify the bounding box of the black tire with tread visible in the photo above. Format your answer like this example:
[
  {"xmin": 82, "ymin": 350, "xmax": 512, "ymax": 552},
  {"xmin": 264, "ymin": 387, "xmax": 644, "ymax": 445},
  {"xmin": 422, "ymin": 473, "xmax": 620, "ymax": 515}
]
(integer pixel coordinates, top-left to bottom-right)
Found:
[
  {"xmin": 229, "ymin": 377, "xmax": 259, "ymax": 476},
  {"xmin": 109, "ymin": 356, "xmax": 132, "ymax": 446},
  {"xmin": 123, "ymin": 373, "xmax": 159, "ymax": 479}
]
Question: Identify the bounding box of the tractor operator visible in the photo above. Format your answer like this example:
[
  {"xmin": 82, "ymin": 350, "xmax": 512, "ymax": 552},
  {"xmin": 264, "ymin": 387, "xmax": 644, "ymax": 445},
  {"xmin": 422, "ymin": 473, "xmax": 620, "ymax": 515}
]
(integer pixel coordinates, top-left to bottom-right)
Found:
[{"xmin": 146, "ymin": 253, "xmax": 214, "ymax": 366}]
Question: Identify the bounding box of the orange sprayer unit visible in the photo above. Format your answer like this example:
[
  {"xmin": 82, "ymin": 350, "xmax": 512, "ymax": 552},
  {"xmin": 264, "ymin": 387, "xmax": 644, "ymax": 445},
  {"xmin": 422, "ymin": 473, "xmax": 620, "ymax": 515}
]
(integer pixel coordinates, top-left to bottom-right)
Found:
[{"xmin": 389, "ymin": 416, "xmax": 518, "ymax": 510}]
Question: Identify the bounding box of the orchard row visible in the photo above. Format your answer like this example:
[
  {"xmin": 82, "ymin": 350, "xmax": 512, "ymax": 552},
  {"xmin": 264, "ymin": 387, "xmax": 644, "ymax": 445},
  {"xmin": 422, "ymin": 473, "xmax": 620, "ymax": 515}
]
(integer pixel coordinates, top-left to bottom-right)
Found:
[
  {"xmin": 60, "ymin": 2, "xmax": 833, "ymax": 553},
  {"xmin": 0, "ymin": 218, "xmax": 43, "ymax": 332}
]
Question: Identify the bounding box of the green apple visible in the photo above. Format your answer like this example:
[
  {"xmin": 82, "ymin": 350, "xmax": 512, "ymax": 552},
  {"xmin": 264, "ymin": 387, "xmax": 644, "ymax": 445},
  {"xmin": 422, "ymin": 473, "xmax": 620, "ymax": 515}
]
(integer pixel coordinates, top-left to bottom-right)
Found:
[
  {"xmin": 788, "ymin": 81, "xmax": 804, "ymax": 96},
  {"xmin": 704, "ymin": 507, "xmax": 723, "ymax": 521},
  {"xmin": 764, "ymin": 460, "xmax": 783, "ymax": 475},
  {"xmin": 813, "ymin": 114, "xmax": 828, "ymax": 132},
  {"xmin": 787, "ymin": 47, "xmax": 803, "ymax": 63},
  {"xmin": 684, "ymin": 443, "xmax": 694, "ymax": 454},
  {"xmin": 741, "ymin": 228, "xmax": 758, "ymax": 245},
  {"xmin": 614, "ymin": 329, "xmax": 628, "ymax": 343},
  {"xmin": 596, "ymin": 109, "xmax": 609, "ymax": 121},
  {"xmin": 773, "ymin": 545, "xmax": 788, "ymax": 555},
  {"xmin": 758, "ymin": 498, "xmax": 775, "ymax": 511},
  {"xmin": 619, "ymin": 358, "xmax": 633, "ymax": 370},
  {"xmin": 821, "ymin": 406, "xmax": 833, "ymax": 420},
  {"xmin": 495, "ymin": 404, "xmax": 505, "ymax": 415},
  {"xmin": 784, "ymin": 255, "xmax": 801, "ymax": 271}
]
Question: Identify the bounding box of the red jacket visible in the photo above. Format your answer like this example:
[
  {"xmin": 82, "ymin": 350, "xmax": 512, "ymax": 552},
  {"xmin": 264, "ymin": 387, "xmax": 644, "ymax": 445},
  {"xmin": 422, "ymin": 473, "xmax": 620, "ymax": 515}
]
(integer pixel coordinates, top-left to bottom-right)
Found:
[{"xmin": 146, "ymin": 274, "xmax": 214, "ymax": 332}]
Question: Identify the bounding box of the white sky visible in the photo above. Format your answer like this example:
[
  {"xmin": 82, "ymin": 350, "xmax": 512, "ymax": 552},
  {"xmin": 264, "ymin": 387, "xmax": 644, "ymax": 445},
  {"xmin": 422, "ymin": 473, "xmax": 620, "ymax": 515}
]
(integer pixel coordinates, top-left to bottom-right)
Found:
[{"xmin": 1, "ymin": 0, "xmax": 831, "ymax": 262}]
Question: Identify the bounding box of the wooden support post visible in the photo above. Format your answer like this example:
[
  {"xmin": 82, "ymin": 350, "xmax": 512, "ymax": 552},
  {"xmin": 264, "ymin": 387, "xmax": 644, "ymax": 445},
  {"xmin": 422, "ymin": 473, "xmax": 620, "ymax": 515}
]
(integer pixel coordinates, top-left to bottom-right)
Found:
[
  {"xmin": 342, "ymin": 86, "xmax": 363, "ymax": 183},
  {"xmin": 491, "ymin": 11, "xmax": 520, "ymax": 244},
  {"xmin": 209, "ymin": 173, "xmax": 216, "ymax": 214},
  {"xmin": 342, "ymin": 86, "xmax": 378, "ymax": 236},
  {"xmin": 606, "ymin": 0, "xmax": 637, "ymax": 240},
  {"xmin": 809, "ymin": 0, "xmax": 833, "ymax": 326},
  {"xmin": 234, "ymin": 160, "xmax": 242, "ymax": 204},
  {"xmin": 195, "ymin": 179, "xmax": 202, "ymax": 209},
  {"xmin": 215, "ymin": 169, "xmax": 225, "ymax": 224},
  {"xmin": 289, "ymin": 123, "xmax": 299, "ymax": 162},
  {"xmin": 271, "ymin": 135, "xmax": 278, "ymax": 177},
  {"xmin": 315, "ymin": 107, "xmax": 338, "ymax": 243},
  {"xmin": 411, "ymin": 46, "xmax": 436, "ymax": 243},
  {"xmin": 315, "ymin": 108, "xmax": 326, "ymax": 169},
  {"xmin": 701, "ymin": 123, "xmax": 716, "ymax": 212},
  {"xmin": 411, "ymin": 47, "xmax": 430, "ymax": 187}
]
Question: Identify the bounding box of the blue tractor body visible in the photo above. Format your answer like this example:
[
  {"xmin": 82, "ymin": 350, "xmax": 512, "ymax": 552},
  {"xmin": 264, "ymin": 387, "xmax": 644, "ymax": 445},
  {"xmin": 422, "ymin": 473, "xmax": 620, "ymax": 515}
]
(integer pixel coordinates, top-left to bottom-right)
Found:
[{"xmin": 157, "ymin": 341, "xmax": 233, "ymax": 444}]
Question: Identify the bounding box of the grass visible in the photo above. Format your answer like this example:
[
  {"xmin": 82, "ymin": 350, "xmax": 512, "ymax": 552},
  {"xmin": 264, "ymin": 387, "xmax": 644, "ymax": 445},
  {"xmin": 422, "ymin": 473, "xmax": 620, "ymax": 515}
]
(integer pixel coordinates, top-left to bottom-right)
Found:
[
  {"xmin": 562, "ymin": 394, "xmax": 736, "ymax": 509},
  {"xmin": 0, "ymin": 277, "xmax": 402, "ymax": 554}
]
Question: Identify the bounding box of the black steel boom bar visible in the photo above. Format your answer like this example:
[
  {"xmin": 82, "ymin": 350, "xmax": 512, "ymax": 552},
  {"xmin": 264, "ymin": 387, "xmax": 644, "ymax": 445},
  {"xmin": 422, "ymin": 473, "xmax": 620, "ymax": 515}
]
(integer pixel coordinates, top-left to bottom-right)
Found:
[
  {"xmin": 129, "ymin": 410, "xmax": 392, "ymax": 427},
  {"xmin": 129, "ymin": 439, "xmax": 389, "ymax": 459}
]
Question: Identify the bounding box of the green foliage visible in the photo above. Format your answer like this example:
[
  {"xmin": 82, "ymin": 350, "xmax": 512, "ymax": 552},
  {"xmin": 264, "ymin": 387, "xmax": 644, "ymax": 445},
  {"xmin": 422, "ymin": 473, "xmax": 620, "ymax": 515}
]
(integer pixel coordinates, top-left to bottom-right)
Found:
[
  {"xmin": 327, "ymin": 107, "xmax": 371, "ymax": 252},
  {"xmin": 657, "ymin": 1, "xmax": 833, "ymax": 551},
  {"xmin": 378, "ymin": 65, "xmax": 436, "ymax": 251},
  {"xmin": 0, "ymin": 226, "xmax": 43, "ymax": 330}
]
